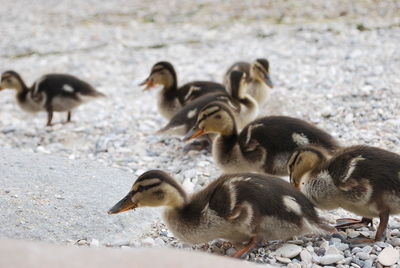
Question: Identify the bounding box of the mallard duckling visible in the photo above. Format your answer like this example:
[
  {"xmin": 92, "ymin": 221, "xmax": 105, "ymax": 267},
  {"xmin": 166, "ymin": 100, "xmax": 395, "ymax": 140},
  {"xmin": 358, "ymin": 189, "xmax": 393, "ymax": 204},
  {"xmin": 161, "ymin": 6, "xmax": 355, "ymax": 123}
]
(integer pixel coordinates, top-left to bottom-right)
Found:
[
  {"xmin": 184, "ymin": 102, "xmax": 339, "ymax": 175},
  {"xmin": 139, "ymin": 61, "xmax": 226, "ymax": 119},
  {"xmin": 288, "ymin": 145, "xmax": 400, "ymax": 241},
  {"xmin": 224, "ymin": 59, "xmax": 273, "ymax": 106},
  {"xmin": 158, "ymin": 70, "xmax": 258, "ymax": 136},
  {"xmin": 108, "ymin": 170, "xmax": 332, "ymax": 257},
  {"xmin": 0, "ymin": 70, "xmax": 105, "ymax": 126}
]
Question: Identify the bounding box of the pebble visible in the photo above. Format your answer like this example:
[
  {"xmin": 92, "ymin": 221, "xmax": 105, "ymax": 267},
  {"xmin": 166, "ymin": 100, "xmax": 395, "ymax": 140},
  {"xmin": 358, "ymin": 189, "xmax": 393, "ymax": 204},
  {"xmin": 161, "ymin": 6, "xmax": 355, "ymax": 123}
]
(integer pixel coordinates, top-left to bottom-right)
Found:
[
  {"xmin": 377, "ymin": 246, "xmax": 400, "ymax": 266},
  {"xmin": 90, "ymin": 239, "xmax": 100, "ymax": 247},
  {"xmin": 326, "ymin": 245, "xmax": 343, "ymax": 255},
  {"xmin": 300, "ymin": 249, "xmax": 313, "ymax": 264},
  {"xmin": 141, "ymin": 237, "xmax": 155, "ymax": 247},
  {"xmin": 276, "ymin": 256, "xmax": 291, "ymax": 264},
  {"xmin": 355, "ymin": 252, "xmax": 370, "ymax": 260},
  {"xmin": 347, "ymin": 230, "xmax": 360, "ymax": 239},
  {"xmin": 318, "ymin": 254, "xmax": 344, "ymax": 265},
  {"xmin": 276, "ymin": 244, "xmax": 302, "ymax": 258},
  {"xmin": 226, "ymin": 248, "xmax": 236, "ymax": 256}
]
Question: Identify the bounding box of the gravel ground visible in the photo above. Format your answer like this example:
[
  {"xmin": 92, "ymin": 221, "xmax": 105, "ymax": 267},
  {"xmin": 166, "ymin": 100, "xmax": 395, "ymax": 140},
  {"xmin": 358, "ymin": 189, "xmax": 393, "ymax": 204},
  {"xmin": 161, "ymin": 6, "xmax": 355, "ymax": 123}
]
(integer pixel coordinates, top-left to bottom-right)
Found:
[{"xmin": 1, "ymin": 0, "xmax": 400, "ymax": 267}]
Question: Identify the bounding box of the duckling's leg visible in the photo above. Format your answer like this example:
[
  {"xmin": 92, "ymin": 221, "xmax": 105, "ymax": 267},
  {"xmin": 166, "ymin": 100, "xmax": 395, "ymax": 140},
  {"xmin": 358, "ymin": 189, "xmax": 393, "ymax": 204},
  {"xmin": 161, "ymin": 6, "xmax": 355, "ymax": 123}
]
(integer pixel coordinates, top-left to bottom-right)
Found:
[
  {"xmin": 46, "ymin": 109, "xmax": 53, "ymax": 126},
  {"xmin": 67, "ymin": 111, "xmax": 72, "ymax": 122},
  {"xmin": 335, "ymin": 217, "xmax": 373, "ymax": 229},
  {"xmin": 374, "ymin": 209, "xmax": 389, "ymax": 241},
  {"xmin": 231, "ymin": 236, "xmax": 258, "ymax": 258}
]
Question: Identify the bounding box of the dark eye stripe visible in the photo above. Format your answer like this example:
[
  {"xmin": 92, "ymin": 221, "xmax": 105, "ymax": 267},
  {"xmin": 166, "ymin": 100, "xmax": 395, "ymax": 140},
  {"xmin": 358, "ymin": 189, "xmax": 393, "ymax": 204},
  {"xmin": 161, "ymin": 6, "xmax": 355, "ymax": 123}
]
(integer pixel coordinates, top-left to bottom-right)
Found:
[
  {"xmin": 136, "ymin": 182, "xmax": 162, "ymax": 193},
  {"xmin": 198, "ymin": 108, "xmax": 221, "ymax": 124}
]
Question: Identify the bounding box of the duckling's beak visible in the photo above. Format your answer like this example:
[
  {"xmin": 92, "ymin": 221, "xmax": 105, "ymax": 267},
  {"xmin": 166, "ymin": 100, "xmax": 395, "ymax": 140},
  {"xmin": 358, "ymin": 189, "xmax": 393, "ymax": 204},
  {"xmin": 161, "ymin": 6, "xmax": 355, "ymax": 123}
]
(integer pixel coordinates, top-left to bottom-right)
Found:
[
  {"xmin": 264, "ymin": 73, "xmax": 273, "ymax": 88},
  {"xmin": 138, "ymin": 78, "xmax": 154, "ymax": 90},
  {"xmin": 183, "ymin": 126, "xmax": 205, "ymax": 141},
  {"xmin": 108, "ymin": 193, "xmax": 138, "ymax": 214}
]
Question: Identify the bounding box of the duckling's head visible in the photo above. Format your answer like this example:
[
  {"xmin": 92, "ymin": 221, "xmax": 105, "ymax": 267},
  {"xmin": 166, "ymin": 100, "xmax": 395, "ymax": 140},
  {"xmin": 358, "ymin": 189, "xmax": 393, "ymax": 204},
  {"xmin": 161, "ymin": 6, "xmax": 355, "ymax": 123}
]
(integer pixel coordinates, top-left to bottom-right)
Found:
[
  {"xmin": 228, "ymin": 70, "xmax": 248, "ymax": 100},
  {"xmin": 139, "ymin": 61, "xmax": 177, "ymax": 90},
  {"xmin": 0, "ymin": 71, "xmax": 24, "ymax": 92},
  {"xmin": 108, "ymin": 170, "xmax": 187, "ymax": 214},
  {"xmin": 287, "ymin": 145, "xmax": 328, "ymax": 189},
  {"xmin": 251, "ymin": 58, "xmax": 273, "ymax": 88},
  {"xmin": 183, "ymin": 102, "xmax": 236, "ymax": 141}
]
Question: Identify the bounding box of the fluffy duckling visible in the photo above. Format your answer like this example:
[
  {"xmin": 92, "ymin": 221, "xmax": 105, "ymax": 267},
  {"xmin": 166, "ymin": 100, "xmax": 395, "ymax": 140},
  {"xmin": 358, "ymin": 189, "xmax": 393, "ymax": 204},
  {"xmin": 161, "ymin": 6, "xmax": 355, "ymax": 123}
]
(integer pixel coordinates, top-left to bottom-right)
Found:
[
  {"xmin": 158, "ymin": 70, "xmax": 258, "ymax": 136},
  {"xmin": 108, "ymin": 170, "xmax": 332, "ymax": 257},
  {"xmin": 184, "ymin": 102, "xmax": 339, "ymax": 175},
  {"xmin": 288, "ymin": 145, "xmax": 400, "ymax": 241},
  {"xmin": 140, "ymin": 61, "xmax": 227, "ymax": 119},
  {"xmin": 224, "ymin": 59, "xmax": 273, "ymax": 106},
  {"xmin": 0, "ymin": 70, "xmax": 105, "ymax": 126}
]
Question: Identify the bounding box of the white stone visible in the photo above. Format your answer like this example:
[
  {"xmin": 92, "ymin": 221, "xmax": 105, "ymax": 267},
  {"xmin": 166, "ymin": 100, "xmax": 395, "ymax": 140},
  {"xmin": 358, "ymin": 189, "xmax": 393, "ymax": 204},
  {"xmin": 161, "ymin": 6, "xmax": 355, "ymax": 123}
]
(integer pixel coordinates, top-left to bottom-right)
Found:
[
  {"xmin": 347, "ymin": 230, "xmax": 360, "ymax": 238},
  {"xmin": 356, "ymin": 252, "xmax": 370, "ymax": 260},
  {"xmin": 377, "ymin": 246, "xmax": 400, "ymax": 266},
  {"xmin": 326, "ymin": 245, "xmax": 343, "ymax": 255},
  {"xmin": 300, "ymin": 249, "xmax": 313, "ymax": 263},
  {"xmin": 318, "ymin": 254, "xmax": 344, "ymax": 265},
  {"xmin": 320, "ymin": 241, "xmax": 329, "ymax": 249},
  {"xmin": 140, "ymin": 237, "xmax": 155, "ymax": 247},
  {"xmin": 276, "ymin": 256, "xmax": 291, "ymax": 264},
  {"xmin": 276, "ymin": 244, "xmax": 302, "ymax": 258},
  {"xmin": 90, "ymin": 239, "xmax": 100, "ymax": 247}
]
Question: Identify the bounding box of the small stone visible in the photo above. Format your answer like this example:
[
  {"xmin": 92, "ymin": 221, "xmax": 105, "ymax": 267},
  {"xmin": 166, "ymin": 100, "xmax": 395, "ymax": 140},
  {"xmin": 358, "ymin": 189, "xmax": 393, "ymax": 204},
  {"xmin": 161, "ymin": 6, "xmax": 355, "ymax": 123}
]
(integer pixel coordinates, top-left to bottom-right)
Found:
[
  {"xmin": 154, "ymin": 237, "xmax": 165, "ymax": 246},
  {"xmin": 287, "ymin": 263, "xmax": 302, "ymax": 268},
  {"xmin": 390, "ymin": 229, "xmax": 400, "ymax": 236},
  {"xmin": 363, "ymin": 259, "xmax": 373, "ymax": 268},
  {"xmin": 326, "ymin": 245, "xmax": 343, "ymax": 255},
  {"xmin": 276, "ymin": 256, "xmax": 291, "ymax": 264},
  {"xmin": 141, "ymin": 237, "xmax": 155, "ymax": 247},
  {"xmin": 351, "ymin": 247, "xmax": 362, "ymax": 254},
  {"xmin": 375, "ymin": 241, "xmax": 388, "ymax": 248},
  {"xmin": 315, "ymin": 247, "xmax": 326, "ymax": 256},
  {"xmin": 388, "ymin": 237, "xmax": 400, "ymax": 246},
  {"xmin": 362, "ymin": 245, "xmax": 372, "ymax": 254},
  {"xmin": 76, "ymin": 239, "xmax": 88, "ymax": 246},
  {"xmin": 226, "ymin": 248, "xmax": 236, "ymax": 256},
  {"xmin": 347, "ymin": 230, "xmax": 360, "ymax": 238},
  {"xmin": 356, "ymin": 252, "xmax": 370, "ymax": 260},
  {"xmin": 350, "ymin": 263, "xmax": 361, "ymax": 268},
  {"xmin": 276, "ymin": 243, "xmax": 302, "ymax": 258},
  {"xmin": 320, "ymin": 241, "xmax": 330, "ymax": 249},
  {"xmin": 336, "ymin": 243, "xmax": 349, "ymax": 251},
  {"xmin": 377, "ymin": 246, "xmax": 400, "ymax": 266},
  {"xmin": 90, "ymin": 239, "xmax": 100, "ymax": 247},
  {"xmin": 319, "ymin": 254, "xmax": 344, "ymax": 265},
  {"xmin": 300, "ymin": 249, "xmax": 313, "ymax": 264}
]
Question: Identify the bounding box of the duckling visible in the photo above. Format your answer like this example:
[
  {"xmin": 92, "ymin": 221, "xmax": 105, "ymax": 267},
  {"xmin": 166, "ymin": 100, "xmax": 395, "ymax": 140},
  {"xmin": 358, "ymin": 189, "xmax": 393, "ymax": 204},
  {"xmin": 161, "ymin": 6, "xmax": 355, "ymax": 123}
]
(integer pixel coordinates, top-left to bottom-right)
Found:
[
  {"xmin": 224, "ymin": 59, "xmax": 273, "ymax": 106},
  {"xmin": 158, "ymin": 70, "xmax": 258, "ymax": 136},
  {"xmin": 108, "ymin": 170, "xmax": 332, "ymax": 257},
  {"xmin": 139, "ymin": 61, "xmax": 226, "ymax": 119},
  {"xmin": 287, "ymin": 145, "xmax": 400, "ymax": 242},
  {"xmin": 0, "ymin": 70, "xmax": 105, "ymax": 126},
  {"xmin": 184, "ymin": 102, "xmax": 338, "ymax": 176}
]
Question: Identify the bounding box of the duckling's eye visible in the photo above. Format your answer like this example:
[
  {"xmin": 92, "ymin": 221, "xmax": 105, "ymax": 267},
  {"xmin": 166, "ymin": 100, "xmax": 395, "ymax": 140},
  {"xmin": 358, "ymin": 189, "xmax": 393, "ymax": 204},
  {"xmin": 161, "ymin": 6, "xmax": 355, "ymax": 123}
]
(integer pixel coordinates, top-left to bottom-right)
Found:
[{"xmin": 137, "ymin": 185, "xmax": 145, "ymax": 192}]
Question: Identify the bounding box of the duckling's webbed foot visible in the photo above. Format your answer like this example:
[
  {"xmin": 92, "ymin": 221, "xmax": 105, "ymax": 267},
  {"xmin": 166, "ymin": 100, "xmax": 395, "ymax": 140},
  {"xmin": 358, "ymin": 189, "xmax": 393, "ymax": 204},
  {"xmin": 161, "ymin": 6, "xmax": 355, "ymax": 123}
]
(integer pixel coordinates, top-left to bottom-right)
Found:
[
  {"xmin": 230, "ymin": 236, "xmax": 258, "ymax": 258},
  {"xmin": 335, "ymin": 217, "xmax": 373, "ymax": 230}
]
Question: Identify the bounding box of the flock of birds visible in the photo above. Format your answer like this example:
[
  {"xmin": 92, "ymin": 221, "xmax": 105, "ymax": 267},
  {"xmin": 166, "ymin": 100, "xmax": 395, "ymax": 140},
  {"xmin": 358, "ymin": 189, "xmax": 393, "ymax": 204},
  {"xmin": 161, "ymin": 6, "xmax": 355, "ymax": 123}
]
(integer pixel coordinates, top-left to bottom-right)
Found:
[{"xmin": 1, "ymin": 59, "xmax": 400, "ymax": 258}]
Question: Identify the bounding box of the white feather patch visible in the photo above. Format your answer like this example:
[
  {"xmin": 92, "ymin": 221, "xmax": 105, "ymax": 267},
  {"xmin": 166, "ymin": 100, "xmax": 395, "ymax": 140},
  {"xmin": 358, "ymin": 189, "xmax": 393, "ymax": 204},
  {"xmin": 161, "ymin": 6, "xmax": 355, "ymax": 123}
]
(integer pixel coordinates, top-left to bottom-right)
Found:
[
  {"xmin": 292, "ymin": 133, "xmax": 309, "ymax": 146},
  {"xmin": 62, "ymin": 84, "xmax": 74, "ymax": 93},
  {"xmin": 183, "ymin": 85, "xmax": 201, "ymax": 101},
  {"xmin": 187, "ymin": 108, "xmax": 197, "ymax": 119},
  {"xmin": 282, "ymin": 195, "xmax": 302, "ymax": 215},
  {"xmin": 245, "ymin": 123, "xmax": 263, "ymax": 146},
  {"xmin": 342, "ymin": 155, "xmax": 365, "ymax": 182}
]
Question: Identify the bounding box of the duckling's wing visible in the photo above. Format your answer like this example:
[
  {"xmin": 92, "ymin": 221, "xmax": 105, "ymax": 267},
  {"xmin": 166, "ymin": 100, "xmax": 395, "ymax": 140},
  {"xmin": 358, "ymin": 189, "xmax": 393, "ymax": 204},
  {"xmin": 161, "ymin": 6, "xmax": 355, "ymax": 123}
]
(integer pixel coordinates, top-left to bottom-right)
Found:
[
  {"xmin": 177, "ymin": 81, "xmax": 227, "ymax": 105},
  {"xmin": 329, "ymin": 146, "xmax": 400, "ymax": 191},
  {"xmin": 158, "ymin": 93, "xmax": 230, "ymax": 134},
  {"xmin": 34, "ymin": 74, "xmax": 102, "ymax": 99}
]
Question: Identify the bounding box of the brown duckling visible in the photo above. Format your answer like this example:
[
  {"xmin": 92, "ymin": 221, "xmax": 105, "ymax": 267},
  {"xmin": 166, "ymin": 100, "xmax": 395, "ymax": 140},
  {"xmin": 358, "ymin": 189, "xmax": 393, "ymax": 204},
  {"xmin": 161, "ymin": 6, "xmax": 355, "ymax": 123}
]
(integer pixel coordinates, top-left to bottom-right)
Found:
[
  {"xmin": 0, "ymin": 70, "xmax": 105, "ymax": 126},
  {"xmin": 288, "ymin": 145, "xmax": 400, "ymax": 242},
  {"xmin": 139, "ymin": 61, "xmax": 227, "ymax": 119},
  {"xmin": 224, "ymin": 58, "xmax": 273, "ymax": 106},
  {"xmin": 108, "ymin": 170, "xmax": 332, "ymax": 257},
  {"xmin": 158, "ymin": 70, "xmax": 258, "ymax": 136},
  {"xmin": 184, "ymin": 102, "xmax": 339, "ymax": 175}
]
